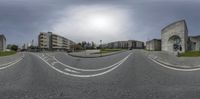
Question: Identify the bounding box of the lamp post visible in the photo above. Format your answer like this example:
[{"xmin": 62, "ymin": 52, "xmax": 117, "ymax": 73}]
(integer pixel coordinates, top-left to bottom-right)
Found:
[{"xmin": 100, "ymin": 40, "xmax": 102, "ymax": 57}]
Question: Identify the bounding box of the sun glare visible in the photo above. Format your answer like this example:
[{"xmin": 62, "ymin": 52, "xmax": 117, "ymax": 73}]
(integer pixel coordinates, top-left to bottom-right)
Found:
[{"xmin": 87, "ymin": 14, "xmax": 113, "ymax": 30}]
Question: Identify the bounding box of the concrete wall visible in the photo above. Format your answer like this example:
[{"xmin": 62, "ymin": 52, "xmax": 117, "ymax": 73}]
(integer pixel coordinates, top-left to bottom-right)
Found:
[
  {"xmin": 161, "ymin": 20, "xmax": 188, "ymax": 53},
  {"xmin": 189, "ymin": 36, "xmax": 200, "ymax": 51},
  {"xmin": 146, "ymin": 39, "xmax": 161, "ymax": 51}
]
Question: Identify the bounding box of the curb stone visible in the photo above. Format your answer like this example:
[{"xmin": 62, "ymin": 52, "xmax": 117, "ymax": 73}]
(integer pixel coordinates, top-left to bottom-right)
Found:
[
  {"xmin": 68, "ymin": 50, "xmax": 127, "ymax": 58},
  {"xmin": 148, "ymin": 55, "xmax": 200, "ymax": 70},
  {"xmin": 0, "ymin": 53, "xmax": 24, "ymax": 66}
]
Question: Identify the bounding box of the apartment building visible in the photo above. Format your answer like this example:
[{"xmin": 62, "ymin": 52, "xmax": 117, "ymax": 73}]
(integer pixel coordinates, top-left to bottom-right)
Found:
[
  {"xmin": 38, "ymin": 32, "xmax": 75, "ymax": 51},
  {"xmin": 0, "ymin": 34, "xmax": 6, "ymax": 51},
  {"xmin": 106, "ymin": 40, "xmax": 144, "ymax": 49}
]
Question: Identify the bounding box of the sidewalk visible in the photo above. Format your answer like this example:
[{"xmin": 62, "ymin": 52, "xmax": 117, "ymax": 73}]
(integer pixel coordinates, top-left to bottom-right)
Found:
[
  {"xmin": 68, "ymin": 50, "xmax": 126, "ymax": 58},
  {"xmin": 0, "ymin": 53, "xmax": 24, "ymax": 67},
  {"xmin": 146, "ymin": 51, "xmax": 200, "ymax": 69}
]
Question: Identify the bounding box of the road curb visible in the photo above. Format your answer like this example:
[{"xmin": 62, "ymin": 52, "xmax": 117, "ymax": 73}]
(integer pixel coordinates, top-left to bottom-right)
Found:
[
  {"xmin": 0, "ymin": 53, "xmax": 24, "ymax": 66},
  {"xmin": 148, "ymin": 55, "xmax": 200, "ymax": 70},
  {"xmin": 68, "ymin": 50, "xmax": 127, "ymax": 58},
  {"xmin": 0, "ymin": 53, "xmax": 24, "ymax": 70}
]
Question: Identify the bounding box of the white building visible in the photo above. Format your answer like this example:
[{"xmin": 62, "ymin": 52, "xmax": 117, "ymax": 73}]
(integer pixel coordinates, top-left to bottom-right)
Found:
[{"xmin": 106, "ymin": 40, "xmax": 144, "ymax": 49}]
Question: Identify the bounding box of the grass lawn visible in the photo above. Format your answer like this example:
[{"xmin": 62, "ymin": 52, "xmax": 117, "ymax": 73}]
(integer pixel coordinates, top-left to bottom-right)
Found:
[
  {"xmin": 179, "ymin": 51, "xmax": 200, "ymax": 57},
  {"xmin": 0, "ymin": 51, "xmax": 16, "ymax": 57},
  {"xmin": 92, "ymin": 49, "xmax": 125, "ymax": 54}
]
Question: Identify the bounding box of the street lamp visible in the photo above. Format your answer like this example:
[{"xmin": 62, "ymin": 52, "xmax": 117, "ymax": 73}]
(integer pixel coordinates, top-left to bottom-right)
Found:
[{"xmin": 100, "ymin": 40, "xmax": 102, "ymax": 57}]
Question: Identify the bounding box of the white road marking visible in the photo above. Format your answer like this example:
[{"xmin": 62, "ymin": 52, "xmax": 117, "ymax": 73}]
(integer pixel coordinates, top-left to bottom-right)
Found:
[
  {"xmin": 51, "ymin": 61, "xmax": 58, "ymax": 65},
  {"xmin": 148, "ymin": 56, "xmax": 200, "ymax": 72},
  {"xmin": 45, "ymin": 58, "xmax": 55, "ymax": 61},
  {"xmin": 36, "ymin": 52, "xmax": 132, "ymax": 77},
  {"xmin": 64, "ymin": 68, "xmax": 80, "ymax": 73},
  {"xmin": 43, "ymin": 57, "xmax": 48, "ymax": 60},
  {"xmin": 0, "ymin": 53, "xmax": 24, "ymax": 70},
  {"xmin": 53, "ymin": 53, "xmax": 131, "ymax": 72},
  {"xmin": 33, "ymin": 53, "xmax": 80, "ymax": 74}
]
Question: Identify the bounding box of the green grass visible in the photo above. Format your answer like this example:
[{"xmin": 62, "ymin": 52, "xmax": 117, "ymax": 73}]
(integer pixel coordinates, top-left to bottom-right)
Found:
[
  {"xmin": 92, "ymin": 49, "xmax": 124, "ymax": 54},
  {"xmin": 0, "ymin": 51, "xmax": 16, "ymax": 57},
  {"xmin": 179, "ymin": 51, "xmax": 200, "ymax": 57}
]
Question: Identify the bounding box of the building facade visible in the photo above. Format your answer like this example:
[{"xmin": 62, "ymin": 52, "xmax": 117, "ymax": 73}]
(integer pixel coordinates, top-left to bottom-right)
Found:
[
  {"xmin": 161, "ymin": 20, "xmax": 188, "ymax": 53},
  {"xmin": 105, "ymin": 40, "xmax": 144, "ymax": 49},
  {"xmin": 38, "ymin": 32, "xmax": 75, "ymax": 51},
  {"xmin": 149, "ymin": 19, "xmax": 200, "ymax": 53},
  {"xmin": 146, "ymin": 39, "xmax": 161, "ymax": 51},
  {"xmin": 0, "ymin": 34, "xmax": 6, "ymax": 51},
  {"xmin": 188, "ymin": 36, "xmax": 200, "ymax": 51}
]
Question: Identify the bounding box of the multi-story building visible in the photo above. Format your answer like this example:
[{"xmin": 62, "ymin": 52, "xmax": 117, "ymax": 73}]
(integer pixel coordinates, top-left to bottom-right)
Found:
[
  {"xmin": 0, "ymin": 34, "xmax": 6, "ymax": 51},
  {"xmin": 106, "ymin": 40, "xmax": 144, "ymax": 49},
  {"xmin": 38, "ymin": 32, "xmax": 75, "ymax": 51},
  {"xmin": 128, "ymin": 40, "xmax": 144, "ymax": 49}
]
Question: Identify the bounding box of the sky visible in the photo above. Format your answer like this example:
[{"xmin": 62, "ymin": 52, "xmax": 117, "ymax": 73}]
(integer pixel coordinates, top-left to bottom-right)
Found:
[{"xmin": 0, "ymin": 0, "xmax": 200, "ymax": 46}]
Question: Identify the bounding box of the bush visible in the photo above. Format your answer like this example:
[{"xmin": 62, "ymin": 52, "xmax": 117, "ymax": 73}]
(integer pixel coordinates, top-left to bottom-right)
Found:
[
  {"xmin": 179, "ymin": 51, "xmax": 200, "ymax": 57},
  {"xmin": 0, "ymin": 51, "xmax": 16, "ymax": 57}
]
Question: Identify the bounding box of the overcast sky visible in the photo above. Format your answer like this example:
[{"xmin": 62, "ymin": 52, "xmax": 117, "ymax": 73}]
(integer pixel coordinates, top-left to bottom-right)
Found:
[{"xmin": 0, "ymin": 0, "xmax": 200, "ymax": 46}]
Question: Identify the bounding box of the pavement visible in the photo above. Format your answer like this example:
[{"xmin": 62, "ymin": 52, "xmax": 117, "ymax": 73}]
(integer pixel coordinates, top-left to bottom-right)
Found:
[
  {"xmin": 1, "ymin": 50, "xmax": 200, "ymax": 98},
  {"xmin": 68, "ymin": 50, "xmax": 126, "ymax": 58},
  {"xmin": 147, "ymin": 51, "xmax": 200, "ymax": 69}
]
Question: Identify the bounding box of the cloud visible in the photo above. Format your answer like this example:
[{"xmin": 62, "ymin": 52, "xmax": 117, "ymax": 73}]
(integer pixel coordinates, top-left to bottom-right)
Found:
[
  {"xmin": 51, "ymin": 5, "xmax": 133, "ymax": 43},
  {"xmin": 0, "ymin": 0, "xmax": 200, "ymax": 46}
]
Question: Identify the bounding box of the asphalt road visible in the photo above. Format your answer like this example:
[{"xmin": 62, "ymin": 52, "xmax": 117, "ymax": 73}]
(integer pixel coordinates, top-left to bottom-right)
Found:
[{"xmin": 0, "ymin": 50, "xmax": 200, "ymax": 99}]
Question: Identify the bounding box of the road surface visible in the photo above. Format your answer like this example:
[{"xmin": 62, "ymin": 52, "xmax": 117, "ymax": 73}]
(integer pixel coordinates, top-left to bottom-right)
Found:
[{"xmin": 0, "ymin": 50, "xmax": 200, "ymax": 99}]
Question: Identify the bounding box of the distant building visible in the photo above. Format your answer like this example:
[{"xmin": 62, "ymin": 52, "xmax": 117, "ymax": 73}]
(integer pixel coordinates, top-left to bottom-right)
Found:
[
  {"xmin": 0, "ymin": 34, "xmax": 6, "ymax": 51},
  {"xmin": 146, "ymin": 39, "xmax": 161, "ymax": 51},
  {"xmin": 128, "ymin": 40, "xmax": 144, "ymax": 49},
  {"xmin": 38, "ymin": 32, "xmax": 75, "ymax": 51},
  {"xmin": 106, "ymin": 40, "xmax": 144, "ymax": 49}
]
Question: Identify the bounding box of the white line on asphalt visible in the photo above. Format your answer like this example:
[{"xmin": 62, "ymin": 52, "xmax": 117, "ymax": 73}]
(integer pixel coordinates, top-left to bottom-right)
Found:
[
  {"xmin": 51, "ymin": 61, "xmax": 57, "ymax": 65},
  {"xmin": 53, "ymin": 53, "xmax": 132, "ymax": 72},
  {"xmin": 0, "ymin": 53, "xmax": 24, "ymax": 70},
  {"xmin": 33, "ymin": 53, "xmax": 81, "ymax": 74},
  {"xmin": 43, "ymin": 57, "xmax": 48, "ymax": 60},
  {"xmin": 149, "ymin": 57, "xmax": 200, "ymax": 72},
  {"xmin": 37, "ymin": 53, "xmax": 132, "ymax": 77},
  {"xmin": 45, "ymin": 58, "xmax": 55, "ymax": 61},
  {"xmin": 64, "ymin": 68, "xmax": 80, "ymax": 73}
]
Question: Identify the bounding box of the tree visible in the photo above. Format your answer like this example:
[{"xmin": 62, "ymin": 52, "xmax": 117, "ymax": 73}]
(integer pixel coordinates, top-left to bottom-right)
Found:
[
  {"xmin": 91, "ymin": 42, "xmax": 96, "ymax": 49},
  {"xmin": 7, "ymin": 44, "xmax": 12, "ymax": 49},
  {"xmin": 81, "ymin": 41, "xmax": 87, "ymax": 49},
  {"xmin": 11, "ymin": 45, "xmax": 18, "ymax": 51}
]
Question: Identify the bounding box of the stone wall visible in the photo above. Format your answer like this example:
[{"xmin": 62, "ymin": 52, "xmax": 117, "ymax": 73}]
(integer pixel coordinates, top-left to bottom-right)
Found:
[{"xmin": 161, "ymin": 20, "xmax": 188, "ymax": 53}]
